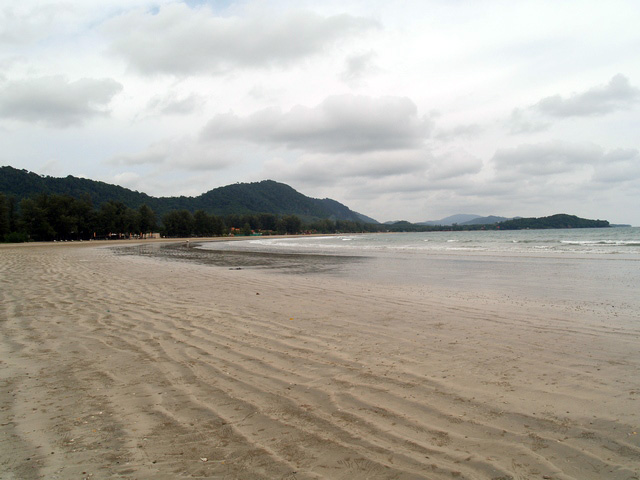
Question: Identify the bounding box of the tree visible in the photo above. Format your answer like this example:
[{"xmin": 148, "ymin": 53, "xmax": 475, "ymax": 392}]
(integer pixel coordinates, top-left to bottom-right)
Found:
[
  {"xmin": 257, "ymin": 213, "xmax": 277, "ymax": 231},
  {"xmin": 46, "ymin": 195, "xmax": 80, "ymax": 240},
  {"xmin": 193, "ymin": 210, "xmax": 215, "ymax": 236},
  {"xmin": 97, "ymin": 201, "xmax": 138, "ymax": 237},
  {"xmin": 281, "ymin": 215, "xmax": 302, "ymax": 234},
  {"xmin": 6, "ymin": 195, "xmax": 18, "ymax": 233},
  {"xmin": 73, "ymin": 194, "xmax": 96, "ymax": 239},
  {"xmin": 0, "ymin": 193, "xmax": 9, "ymax": 239},
  {"xmin": 162, "ymin": 210, "xmax": 194, "ymax": 237},
  {"xmin": 211, "ymin": 214, "xmax": 225, "ymax": 236},
  {"xmin": 138, "ymin": 204, "xmax": 157, "ymax": 234},
  {"xmin": 308, "ymin": 218, "xmax": 336, "ymax": 233},
  {"xmin": 241, "ymin": 222, "xmax": 253, "ymax": 236},
  {"xmin": 20, "ymin": 195, "xmax": 55, "ymax": 241},
  {"xmin": 224, "ymin": 214, "xmax": 241, "ymax": 230}
]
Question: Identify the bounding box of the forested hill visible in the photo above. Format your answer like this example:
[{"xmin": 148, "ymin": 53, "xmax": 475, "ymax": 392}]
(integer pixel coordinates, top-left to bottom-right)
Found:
[
  {"xmin": 496, "ymin": 214, "xmax": 609, "ymax": 229},
  {"xmin": 0, "ymin": 166, "xmax": 155, "ymax": 209},
  {"xmin": 0, "ymin": 166, "xmax": 375, "ymax": 223}
]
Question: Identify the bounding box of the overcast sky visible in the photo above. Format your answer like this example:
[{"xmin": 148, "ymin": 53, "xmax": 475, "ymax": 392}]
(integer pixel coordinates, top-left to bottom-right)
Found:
[{"xmin": 2, "ymin": 0, "xmax": 639, "ymax": 224}]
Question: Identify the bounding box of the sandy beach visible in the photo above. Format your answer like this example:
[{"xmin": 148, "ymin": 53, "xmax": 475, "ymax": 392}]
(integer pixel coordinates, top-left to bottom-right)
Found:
[{"xmin": 1, "ymin": 241, "xmax": 639, "ymax": 479}]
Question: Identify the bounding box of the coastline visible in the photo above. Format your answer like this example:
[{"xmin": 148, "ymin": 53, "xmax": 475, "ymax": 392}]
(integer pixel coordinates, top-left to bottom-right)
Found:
[
  {"xmin": 0, "ymin": 235, "xmax": 292, "ymax": 249},
  {"xmin": 1, "ymin": 242, "xmax": 639, "ymax": 479}
]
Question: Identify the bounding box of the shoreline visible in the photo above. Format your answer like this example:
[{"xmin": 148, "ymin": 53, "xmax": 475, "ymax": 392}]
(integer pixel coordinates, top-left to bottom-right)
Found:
[
  {"xmin": 1, "ymin": 242, "xmax": 639, "ymax": 479},
  {"xmin": 4, "ymin": 228, "xmax": 639, "ymax": 261},
  {"xmin": 0, "ymin": 232, "xmax": 355, "ymax": 251}
]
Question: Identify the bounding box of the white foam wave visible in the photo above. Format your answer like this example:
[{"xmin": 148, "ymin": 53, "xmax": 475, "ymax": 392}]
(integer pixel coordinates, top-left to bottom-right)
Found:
[{"xmin": 561, "ymin": 240, "xmax": 640, "ymax": 247}]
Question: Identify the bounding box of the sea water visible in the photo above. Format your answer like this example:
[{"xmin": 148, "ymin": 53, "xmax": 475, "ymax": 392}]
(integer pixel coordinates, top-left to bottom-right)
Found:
[
  {"xmin": 198, "ymin": 227, "xmax": 640, "ymax": 257},
  {"xmin": 195, "ymin": 227, "xmax": 640, "ymax": 315}
]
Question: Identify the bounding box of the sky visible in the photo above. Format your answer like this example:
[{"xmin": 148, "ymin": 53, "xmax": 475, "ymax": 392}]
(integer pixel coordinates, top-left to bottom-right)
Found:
[{"xmin": 1, "ymin": 0, "xmax": 639, "ymax": 225}]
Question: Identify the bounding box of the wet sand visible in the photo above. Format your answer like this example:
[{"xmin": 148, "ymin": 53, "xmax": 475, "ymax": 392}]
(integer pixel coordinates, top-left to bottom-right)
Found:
[{"xmin": 1, "ymin": 241, "xmax": 639, "ymax": 479}]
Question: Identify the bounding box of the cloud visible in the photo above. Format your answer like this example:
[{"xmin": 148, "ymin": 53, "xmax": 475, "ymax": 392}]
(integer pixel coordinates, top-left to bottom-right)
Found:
[
  {"xmin": 592, "ymin": 148, "xmax": 640, "ymax": 183},
  {"xmin": 535, "ymin": 74, "xmax": 640, "ymax": 118},
  {"xmin": 259, "ymin": 147, "xmax": 482, "ymax": 195},
  {"xmin": 108, "ymin": 136, "xmax": 237, "ymax": 171},
  {"xmin": 0, "ymin": 76, "xmax": 122, "ymax": 127},
  {"xmin": 341, "ymin": 51, "xmax": 379, "ymax": 83},
  {"xmin": 490, "ymin": 140, "xmax": 640, "ymax": 198},
  {"xmin": 508, "ymin": 75, "xmax": 639, "ymax": 135},
  {"xmin": 492, "ymin": 140, "xmax": 602, "ymax": 179},
  {"xmin": 105, "ymin": 4, "xmax": 379, "ymax": 75},
  {"xmin": 435, "ymin": 123, "xmax": 484, "ymax": 141},
  {"xmin": 507, "ymin": 108, "xmax": 550, "ymax": 134},
  {"xmin": 201, "ymin": 94, "xmax": 431, "ymax": 153},
  {"xmin": 262, "ymin": 150, "xmax": 428, "ymax": 187},
  {"xmin": 426, "ymin": 150, "xmax": 483, "ymax": 180},
  {"xmin": 113, "ymin": 171, "xmax": 142, "ymax": 190},
  {"xmin": 145, "ymin": 92, "xmax": 204, "ymax": 115},
  {"xmin": 0, "ymin": 3, "xmax": 65, "ymax": 46}
]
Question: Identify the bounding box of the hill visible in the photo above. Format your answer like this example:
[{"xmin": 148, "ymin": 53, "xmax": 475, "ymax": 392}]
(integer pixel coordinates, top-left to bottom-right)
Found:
[
  {"xmin": 460, "ymin": 215, "xmax": 510, "ymax": 225},
  {"xmin": 0, "ymin": 166, "xmax": 376, "ymax": 223},
  {"xmin": 385, "ymin": 214, "xmax": 610, "ymax": 232},
  {"xmin": 0, "ymin": 166, "xmax": 156, "ymax": 209},
  {"xmin": 417, "ymin": 214, "xmax": 481, "ymax": 226},
  {"xmin": 496, "ymin": 214, "xmax": 609, "ymax": 230}
]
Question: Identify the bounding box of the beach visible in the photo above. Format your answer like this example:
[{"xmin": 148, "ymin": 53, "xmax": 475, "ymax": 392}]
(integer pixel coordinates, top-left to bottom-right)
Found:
[{"xmin": 1, "ymin": 240, "xmax": 639, "ymax": 479}]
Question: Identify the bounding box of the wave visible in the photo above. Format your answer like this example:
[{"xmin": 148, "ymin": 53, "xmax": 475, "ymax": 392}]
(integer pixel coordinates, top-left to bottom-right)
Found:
[{"xmin": 561, "ymin": 240, "xmax": 640, "ymax": 247}]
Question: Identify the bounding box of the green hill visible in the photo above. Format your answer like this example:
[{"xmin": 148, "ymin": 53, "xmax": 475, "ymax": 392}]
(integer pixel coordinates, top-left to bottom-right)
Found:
[
  {"xmin": 496, "ymin": 214, "xmax": 609, "ymax": 229},
  {"xmin": 0, "ymin": 166, "xmax": 376, "ymax": 223}
]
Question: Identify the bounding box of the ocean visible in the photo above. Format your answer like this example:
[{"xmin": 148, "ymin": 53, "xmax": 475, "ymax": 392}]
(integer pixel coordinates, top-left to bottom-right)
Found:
[
  {"xmin": 198, "ymin": 226, "xmax": 640, "ymax": 257},
  {"xmin": 195, "ymin": 227, "xmax": 640, "ymax": 316},
  {"xmin": 123, "ymin": 227, "xmax": 640, "ymax": 317}
]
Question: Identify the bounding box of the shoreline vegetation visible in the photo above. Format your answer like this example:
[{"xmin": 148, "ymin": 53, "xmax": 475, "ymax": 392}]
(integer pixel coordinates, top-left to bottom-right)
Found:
[{"xmin": 0, "ymin": 190, "xmax": 611, "ymax": 243}]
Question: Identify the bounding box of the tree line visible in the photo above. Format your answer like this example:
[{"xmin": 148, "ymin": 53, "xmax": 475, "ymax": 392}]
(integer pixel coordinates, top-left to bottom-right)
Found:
[
  {"xmin": 1, "ymin": 192, "xmax": 611, "ymax": 243},
  {"xmin": 0, "ymin": 192, "xmax": 381, "ymax": 243}
]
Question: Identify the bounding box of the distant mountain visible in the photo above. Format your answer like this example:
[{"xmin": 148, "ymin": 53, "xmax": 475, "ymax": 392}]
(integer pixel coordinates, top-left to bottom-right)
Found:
[
  {"xmin": 419, "ymin": 214, "xmax": 520, "ymax": 226},
  {"xmin": 460, "ymin": 215, "xmax": 510, "ymax": 225},
  {"xmin": 398, "ymin": 214, "xmax": 609, "ymax": 231},
  {"xmin": 418, "ymin": 214, "xmax": 481, "ymax": 226},
  {"xmin": 0, "ymin": 166, "xmax": 377, "ymax": 223},
  {"xmin": 383, "ymin": 220, "xmax": 407, "ymax": 225},
  {"xmin": 497, "ymin": 214, "xmax": 609, "ymax": 230}
]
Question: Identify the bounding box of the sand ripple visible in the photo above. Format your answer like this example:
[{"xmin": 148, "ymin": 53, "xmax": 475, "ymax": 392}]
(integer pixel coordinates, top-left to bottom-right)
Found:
[{"xmin": 1, "ymin": 243, "xmax": 639, "ymax": 479}]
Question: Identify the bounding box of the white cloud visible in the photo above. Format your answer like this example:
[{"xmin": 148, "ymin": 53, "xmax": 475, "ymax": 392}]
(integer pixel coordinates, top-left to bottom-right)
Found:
[
  {"xmin": 592, "ymin": 148, "xmax": 640, "ymax": 183},
  {"xmin": 0, "ymin": 3, "xmax": 66, "ymax": 46},
  {"xmin": 201, "ymin": 94, "xmax": 431, "ymax": 153},
  {"xmin": 508, "ymin": 75, "xmax": 640, "ymax": 135},
  {"xmin": 261, "ymin": 150, "xmax": 428, "ymax": 187},
  {"xmin": 257, "ymin": 147, "xmax": 485, "ymax": 211},
  {"xmin": 113, "ymin": 171, "xmax": 142, "ymax": 190},
  {"xmin": 104, "ymin": 4, "xmax": 379, "ymax": 75},
  {"xmin": 2, "ymin": 1, "xmax": 640, "ymax": 225},
  {"xmin": 427, "ymin": 150, "xmax": 483, "ymax": 180},
  {"xmin": 341, "ymin": 51, "xmax": 379, "ymax": 84},
  {"xmin": 492, "ymin": 140, "xmax": 602, "ymax": 178},
  {"xmin": 507, "ymin": 108, "xmax": 550, "ymax": 135},
  {"xmin": 534, "ymin": 74, "xmax": 639, "ymax": 117},
  {"xmin": 435, "ymin": 123, "xmax": 484, "ymax": 141},
  {"xmin": 108, "ymin": 136, "xmax": 237, "ymax": 171},
  {"xmin": 145, "ymin": 91, "xmax": 204, "ymax": 115},
  {"xmin": 0, "ymin": 76, "xmax": 122, "ymax": 127}
]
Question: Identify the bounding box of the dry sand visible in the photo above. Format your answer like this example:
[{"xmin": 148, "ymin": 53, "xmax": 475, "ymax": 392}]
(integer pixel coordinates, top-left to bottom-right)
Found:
[{"xmin": 1, "ymin": 241, "xmax": 639, "ymax": 479}]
